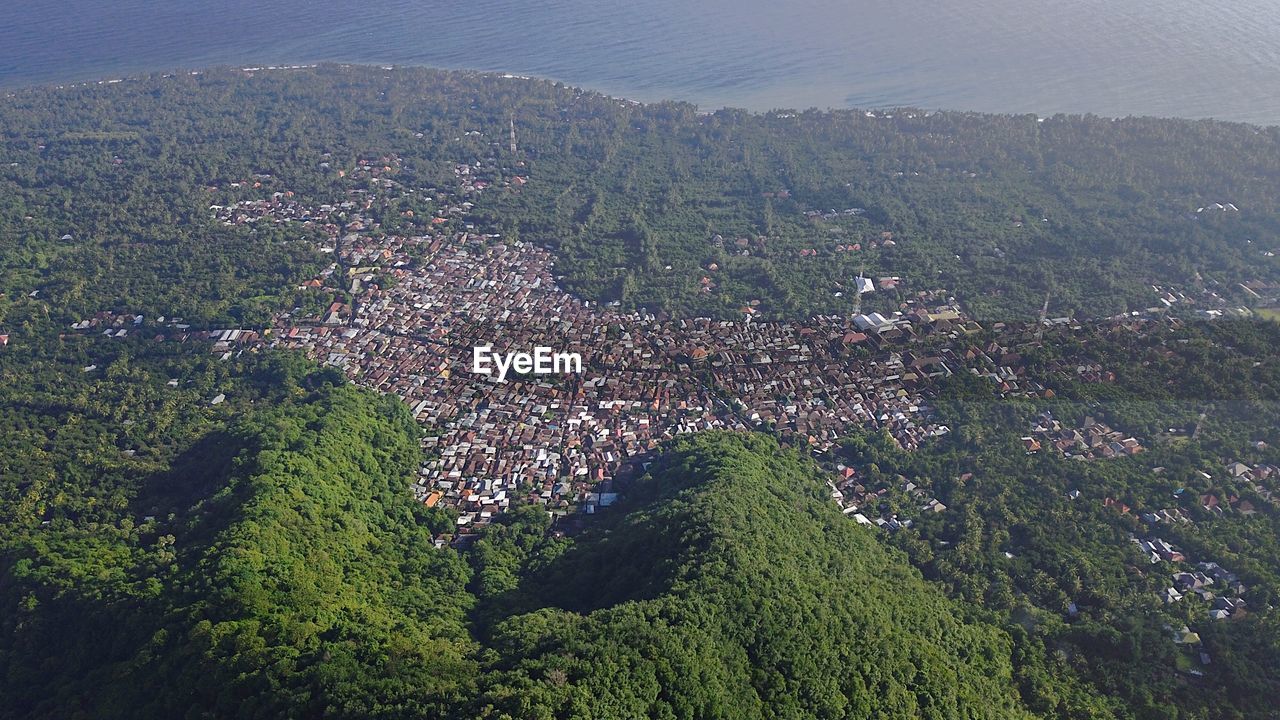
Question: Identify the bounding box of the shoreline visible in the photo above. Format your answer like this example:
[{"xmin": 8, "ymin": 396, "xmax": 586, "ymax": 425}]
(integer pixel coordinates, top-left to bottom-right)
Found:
[{"xmin": 2, "ymin": 60, "xmax": 1277, "ymax": 130}]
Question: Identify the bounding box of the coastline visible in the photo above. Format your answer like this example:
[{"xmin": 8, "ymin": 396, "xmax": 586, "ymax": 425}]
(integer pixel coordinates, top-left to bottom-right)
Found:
[{"xmin": 3, "ymin": 61, "xmax": 1278, "ymax": 130}]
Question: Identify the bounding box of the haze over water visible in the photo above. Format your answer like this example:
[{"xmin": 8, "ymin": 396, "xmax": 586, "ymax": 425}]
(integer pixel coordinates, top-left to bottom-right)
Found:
[{"xmin": 3, "ymin": 0, "xmax": 1279, "ymax": 125}]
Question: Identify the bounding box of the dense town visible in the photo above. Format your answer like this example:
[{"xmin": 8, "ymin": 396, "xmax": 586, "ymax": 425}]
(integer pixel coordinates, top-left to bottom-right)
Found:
[
  {"xmin": 66, "ymin": 152, "xmax": 1271, "ymax": 545},
  {"xmin": 195, "ymin": 155, "xmax": 997, "ymax": 531},
  {"xmin": 268, "ymin": 216, "xmax": 974, "ymax": 529}
]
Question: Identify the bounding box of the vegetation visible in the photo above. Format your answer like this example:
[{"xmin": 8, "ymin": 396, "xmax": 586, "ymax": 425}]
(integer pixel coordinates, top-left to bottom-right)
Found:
[
  {"xmin": 10, "ymin": 334, "xmax": 1275, "ymax": 720},
  {"xmin": 0, "ymin": 357, "xmax": 475, "ymax": 719},
  {"xmin": 1, "ymin": 408, "xmax": 1051, "ymax": 719},
  {"xmin": 830, "ymin": 319, "xmax": 1280, "ymax": 719},
  {"xmin": 467, "ymin": 432, "xmax": 1039, "ymax": 719},
  {"xmin": 3, "ymin": 65, "xmax": 1280, "ymax": 718},
  {"xmin": 3, "ymin": 65, "xmax": 1279, "ymax": 329}
]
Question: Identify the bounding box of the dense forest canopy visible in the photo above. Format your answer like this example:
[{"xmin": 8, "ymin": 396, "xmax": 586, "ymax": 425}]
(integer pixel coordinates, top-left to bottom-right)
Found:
[
  {"xmin": 0, "ymin": 394, "xmax": 1051, "ymax": 719},
  {"xmin": 1, "ymin": 358, "xmax": 475, "ymax": 719}
]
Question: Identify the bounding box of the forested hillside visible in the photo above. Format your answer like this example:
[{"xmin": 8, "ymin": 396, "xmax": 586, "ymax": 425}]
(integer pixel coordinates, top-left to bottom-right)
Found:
[
  {"xmin": 0, "ymin": 354, "xmax": 1055, "ymax": 720},
  {"xmin": 0, "ymin": 358, "xmax": 475, "ymax": 719},
  {"xmin": 464, "ymin": 432, "xmax": 1044, "ymax": 719}
]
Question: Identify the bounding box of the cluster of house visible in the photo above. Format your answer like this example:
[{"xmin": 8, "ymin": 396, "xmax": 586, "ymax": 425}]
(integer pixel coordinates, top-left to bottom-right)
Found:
[
  {"xmin": 828, "ymin": 467, "xmax": 948, "ymax": 531},
  {"xmin": 62, "ymin": 146, "xmax": 1271, "ymax": 544},
  {"xmin": 209, "ymin": 189, "xmax": 312, "ymax": 226},
  {"xmin": 712, "ymin": 224, "xmax": 898, "ymax": 261},
  {"xmin": 1164, "ymin": 561, "xmax": 1249, "ymax": 621},
  {"xmin": 1215, "ymin": 460, "xmax": 1280, "ymax": 512},
  {"xmin": 1103, "ymin": 458, "xmax": 1279, "ymax": 622},
  {"xmin": 70, "ymin": 312, "xmax": 148, "ymax": 336},
  {"xmin": 68, "ymin": 312, "xmax": 262, "ymax": 363},
  {"xmin": 955, "ymin": 326, "xmax": 1081, "ymax": 399},
  {"xmin": 1139, "ymin": 506, "xmax": 1193, "ymax": 525},
  {"xmin": 1151, "ymin": 277, "xmax": 1277, "ymax": 316},
  {"xmin": 1024, "ymin": 411, "xmax": 1145, "ymax": 460},
  {"xmin": 1124, "ymin": 461, "xmax": 1280, "ymax": 670},
  {"xmin": 1135, "ymin": 536, "xmax": 1186, "ymax": 565},
  {"xmin": 266, "ymin": 215, "xmax": 985, "ymax": 529},
  {"xmin": 1150, "ymin": 284, "xmax": 1209, "ymax": 310},
  {"xmin": 1135, "ymin": 536, "xmax": 1249, "ymax": 619},
  {"xmin": 1107, "ymin": 462, "xmax": 1278, "ymax": 529},
  {"xmin": 190, "ymin": 154, "xmax": 1003, "ymax": 532},
  {"xmin": 802, "ymin": 207, "xmax": 865, "ymax": 220}
]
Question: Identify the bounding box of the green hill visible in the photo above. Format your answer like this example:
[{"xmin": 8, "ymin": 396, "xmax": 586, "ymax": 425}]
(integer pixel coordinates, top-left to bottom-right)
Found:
[
  {"xmin": 0, "ymin": 373, "xmax": 476, "ymax": 719},
  {"xmin": 468, "ymin": 432, "xmax": 1040, "ymax": 719},
  {"xmin": 1, "ymin": 378, "xmax": 1052, "ymax": 719}
]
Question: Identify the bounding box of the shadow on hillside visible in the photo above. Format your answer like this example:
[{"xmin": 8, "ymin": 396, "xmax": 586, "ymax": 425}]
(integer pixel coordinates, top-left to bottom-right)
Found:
[
  {"xmin": 470, "ymin": 448, "xmax": 711, "ymax": 633},
  {"xmin": 129, "ymin": 429, "xmax": 250, "ymax": 537}
]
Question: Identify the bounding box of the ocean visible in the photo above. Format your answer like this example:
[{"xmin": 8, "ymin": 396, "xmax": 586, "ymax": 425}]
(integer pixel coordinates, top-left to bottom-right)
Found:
[{"xmin": 2, "ymin": 0, "xmax": 1279, "ymax": 125}]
